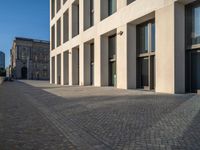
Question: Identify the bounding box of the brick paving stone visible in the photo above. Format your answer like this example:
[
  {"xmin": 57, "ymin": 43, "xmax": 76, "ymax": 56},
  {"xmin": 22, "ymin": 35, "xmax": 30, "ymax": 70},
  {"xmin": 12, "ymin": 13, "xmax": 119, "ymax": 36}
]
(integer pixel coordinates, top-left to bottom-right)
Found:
[{"xmin": 0, "ymin": 80, "xmax": 200, "ymax": 150}]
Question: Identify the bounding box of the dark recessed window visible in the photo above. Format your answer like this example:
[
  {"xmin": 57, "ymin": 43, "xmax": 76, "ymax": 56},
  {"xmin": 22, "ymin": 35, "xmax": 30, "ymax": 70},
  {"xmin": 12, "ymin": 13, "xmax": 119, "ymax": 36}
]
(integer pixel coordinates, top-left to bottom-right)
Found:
[
  {"xmin": 192, "ymin": 6, "xmax": 200, "ymax": 45},
  {"xmin": 127, "ymin": 0, "xmax": 135, "ymax": 5},
  {"xmin": 137, "ymin": 23, "xmax": 148, "ymax": 53},
  {"xmin": 51, "ymin": 0, "xmax": 55, "ymax": 19},
  {"xmin": 90, "ymin": 0, "xmax": 94, "ymax": 27},
  {"xmin": 109, "ymin": 35, "xmax": 116, "ymax": 59},
  {"xmin": 151, "ymin": 22, "xmax": 156, "ymax": 51},
  {"xmin": 57, "ymin": 0, "xmax": 61, "ymax": 12},
  {"xmin": 63, "ymin": 0, "xmax": 67, "ymax": 4},
  {"xmin": 63, "ymin": 10, "xmax": 69, "ymax": 43}
]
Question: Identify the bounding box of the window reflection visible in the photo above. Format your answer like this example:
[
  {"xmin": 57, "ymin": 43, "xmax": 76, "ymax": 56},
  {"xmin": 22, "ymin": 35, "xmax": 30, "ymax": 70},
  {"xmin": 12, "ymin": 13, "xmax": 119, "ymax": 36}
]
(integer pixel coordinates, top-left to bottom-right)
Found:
[
  {"xmin": 151, "ymin": 22, "xmax": 155, "ymax": 51},
  {"xmin": 109, "ymin": 35, "xmax": 116, "ymax": 59},
  {"xmin": 137, "ymin": 23, "xmax": 148, "ymax": 53},
  {"xmin": 108, "ymin": 0, "xmax": 116, "ymax": 16},
  {"xmin": 192, "ymin": 6, "xmax": 200, "ymax": 45}
]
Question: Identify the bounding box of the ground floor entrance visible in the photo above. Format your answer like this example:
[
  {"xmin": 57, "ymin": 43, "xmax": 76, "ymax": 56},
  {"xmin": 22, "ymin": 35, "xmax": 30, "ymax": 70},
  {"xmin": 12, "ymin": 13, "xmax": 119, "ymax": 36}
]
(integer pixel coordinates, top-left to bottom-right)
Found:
[
  {"xmin": 186, "ymin": 50, "xmax": 200, "ymax": 93},
  {"xmin": 21, "ymin": 67, "xmax": 27, "ymax": 79},
  {"xmin": 72, "ymin": 48, "xmax": 79, "ymax": 85},
  {"xmin": 137, "ymin": 56, "xmax": 155, "ymax": 90},
  {"xmin": 109, "ymin": 61, "xmax": 116, "ymax": 86}
]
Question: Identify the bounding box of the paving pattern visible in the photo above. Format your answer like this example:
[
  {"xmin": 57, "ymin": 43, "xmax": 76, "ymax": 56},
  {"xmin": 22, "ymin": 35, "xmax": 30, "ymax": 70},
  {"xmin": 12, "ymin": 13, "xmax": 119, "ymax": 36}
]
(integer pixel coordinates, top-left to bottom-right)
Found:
[{"xmin": 0, "ymin": 80, "xmax": 200, "ymax": 150}]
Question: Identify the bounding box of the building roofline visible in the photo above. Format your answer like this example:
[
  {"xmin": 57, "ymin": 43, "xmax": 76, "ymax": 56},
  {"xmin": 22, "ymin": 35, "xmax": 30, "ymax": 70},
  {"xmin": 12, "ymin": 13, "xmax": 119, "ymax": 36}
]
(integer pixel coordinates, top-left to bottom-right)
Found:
[{"xmin": 14, "ymin": 37, "xmax": 50, "ymax": 44}]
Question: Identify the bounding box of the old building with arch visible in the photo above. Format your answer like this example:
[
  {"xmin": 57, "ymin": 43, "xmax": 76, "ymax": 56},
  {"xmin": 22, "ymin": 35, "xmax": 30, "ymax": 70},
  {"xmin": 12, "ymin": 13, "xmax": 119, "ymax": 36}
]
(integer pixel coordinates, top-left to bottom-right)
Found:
[{"xmin": 11, "ymin": 37, "xmax": 50, "ymax": 80}]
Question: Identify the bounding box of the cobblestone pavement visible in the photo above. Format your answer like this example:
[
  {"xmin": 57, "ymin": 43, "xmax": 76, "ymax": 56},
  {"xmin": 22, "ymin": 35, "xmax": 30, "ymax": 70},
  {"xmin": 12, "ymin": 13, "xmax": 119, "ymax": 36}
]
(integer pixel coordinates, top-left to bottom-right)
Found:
[{"xmin": 0, "ymin": 80, "xmax": 200, "ymax": 150}]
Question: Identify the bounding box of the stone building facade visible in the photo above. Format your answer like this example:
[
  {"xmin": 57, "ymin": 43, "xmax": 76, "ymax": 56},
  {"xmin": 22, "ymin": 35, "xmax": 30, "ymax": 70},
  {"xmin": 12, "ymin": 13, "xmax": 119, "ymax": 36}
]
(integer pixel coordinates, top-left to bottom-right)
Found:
[
  {"xmin": 50, "ymin": 0, "xmax": 200, "ymax": 94},
  {"xmin": 11, "ymin": 37, "xmax": 50, "ymax": 80}
]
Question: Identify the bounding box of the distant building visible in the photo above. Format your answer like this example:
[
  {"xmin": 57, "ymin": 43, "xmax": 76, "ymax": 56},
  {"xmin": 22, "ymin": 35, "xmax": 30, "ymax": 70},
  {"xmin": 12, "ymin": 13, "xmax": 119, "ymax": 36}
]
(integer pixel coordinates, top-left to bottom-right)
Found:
[
  {"xmin": 0, "ymin": 51, "xmax": 5, "ymax": 69},
  {"xmin": 11, "ymin": 37, "xmax": 50, "ymax": 80},
  {"xmin": 6, "ymin": 66, "xmax": 11, "ymax": 77}
]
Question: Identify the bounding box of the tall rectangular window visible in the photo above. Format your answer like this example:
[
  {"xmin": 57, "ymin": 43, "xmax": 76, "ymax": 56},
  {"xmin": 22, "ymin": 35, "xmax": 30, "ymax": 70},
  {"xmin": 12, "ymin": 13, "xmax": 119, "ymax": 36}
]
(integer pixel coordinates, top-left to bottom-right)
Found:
[
  {"xmin": 72, "ymin": 0, "xmax": 79, "ymax": 37},
  {"xmin": 51, "ymin": 0, "xmax": 55, "ymax": 19},
  {"xmin": 151, "ymin": 22, "xmax": 156, "ymax": 51},
  {"xmin": 63, "ymin": 10, "xmax": 69, "ymax": 43},
  {"xmin": 63, "ymin": 0, "xmax": 67, "ymax": 4},
  {"xmin": 84, "ymin": 0, "xmax": 94, "ymax": 30},
  {"xmin": 192, "ymin": 6, "xmax": 200, "ymax": 45},
  {"xmin": 186, "ymin": 2, "xmax": 200, "ymax": 93},
  {"xmin": 136, "ymin": 20, "xmax": 155, "ymax": 90},
  {"xmin": 57, "ymin": 0, "xmax": 61, "ymax": 12},
  {"xmin": 57, "ymin": 18, "xmax": 61, "ymax": 47},
  {"xmin": 137, "ymin": 23, "xmax": 148, "ymax": 54},
  {"xmin": 51, "ymin": 25, "xmax": 55, "ymax": 50},
  {"xmin": 108, "ymin": 0, "xmax": 116, "ymax": 16},
  {"xmin": 90, "ymin": 0, "xmax": 94, "ymax": 27},
  {"xmin": 108, "ymin": 34, "xmax": 117, "ymax": 87},
  {"xmin": 90, "ymin": 43, "xmax": 94, "ymax": 85},
  {"xmin": 109, "ymin": 35, "xmax": 116, "ymax": 59},
  {"xmin": 90, "ymin": 43, "xmax": 94, "ymax": 63}
]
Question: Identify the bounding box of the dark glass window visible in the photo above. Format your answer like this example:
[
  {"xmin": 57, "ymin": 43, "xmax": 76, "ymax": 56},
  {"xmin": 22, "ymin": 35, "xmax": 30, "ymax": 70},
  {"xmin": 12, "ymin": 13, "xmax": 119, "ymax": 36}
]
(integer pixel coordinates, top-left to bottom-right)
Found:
[
  {"xmin": 63, "ymin": 0, "xmax": 67, "ymax": 4},
  {"xmin": 57, "ymin": 18, "xmax": 61, "ymax": 47},
  {"xmin": 108, "ymin": 0, "xmax": 116, "ymax": 16},
  {"xmin": 192, "ymin": 6, "xmax": 200, "ymax": 45},
  {"xmin": 151, "ymin": 22, "xmax": 155, "ymax": 51},
  {"xmin": 90, "ymin": 43, "xmax": 94, "ymax": 63},
  {"xmin": 57, "ymin": 0, "xmax": 61, "ymax": 12},
  {"xmin": 63, "ymin": 10, "xmax": 69, "ymax": 43},
  {"xmin": 140, "ymin": 57, "xmax": 149, "ymax": 87},
  {"xmin": 51, "ymin": 0, "xmax": 55, "ymax": 19},
  {"xmin": 127, "ymin": 0, "xmax": 135, "ymax": 5},
  {"xmin": 51, "ymin": 25, "xmax": 55, "ymax": 50},
  {"xmin": 109, "ymin": 35, "xmax": 116, "ymax": 59},
  {"xmin": 137, "ymin": 23, "xmax": 148, "ymax": 53},
  {"xmin": 90, "ymin": 0, "xmax": 94, "ymax": 26}
]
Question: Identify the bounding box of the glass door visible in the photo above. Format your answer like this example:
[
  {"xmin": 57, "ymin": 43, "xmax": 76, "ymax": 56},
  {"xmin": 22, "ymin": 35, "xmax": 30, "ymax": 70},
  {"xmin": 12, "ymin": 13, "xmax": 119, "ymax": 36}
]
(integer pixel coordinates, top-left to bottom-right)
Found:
[
  {"xmin": 136, "ymin": 20, "xmax": 155, "ymax": 90},
  {"xmin": 191, "ymin": 52, "xmax": 200, "ymax": 91},
  {"xmin": 90, "ymin": 43, "xmax": 94, "ymax": 85},
  {"xmin": 109, "ymin": 61, "xmax": 116, "ymax": 86},
  {"xmin": 141, "ymin": 57, "xmax": 149, "ymax": 88},
  {"xmin": 187, "ymin": 50, "xmax": 200, "ymax": 93}
]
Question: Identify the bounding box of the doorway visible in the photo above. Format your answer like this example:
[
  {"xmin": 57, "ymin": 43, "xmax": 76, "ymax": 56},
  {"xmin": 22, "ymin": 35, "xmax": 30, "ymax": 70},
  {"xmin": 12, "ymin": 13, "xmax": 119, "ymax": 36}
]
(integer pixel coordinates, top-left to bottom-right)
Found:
[
  {"xmin": 72, "ymin": 48, "xmax": 79, "ymax": 85},
  {"xmin": 108, "ymin": 34, "xmax": 117, "ymax": 87},
  {"xmin": 21, "ymin": 67, "xmax": 27, "ymax": 79},
  {"xmin": 90, "ymin": 43, "xmax": 94, "ymax": 85},
  {"xmin": 109, "ymin": 61, "xmax": 116, "ymax": 86},
  {"xmin": 186, "ymin": 50, "xmax": 200, "ymax": 93},
  {"xmin": 136, "ymin": 20, "xmax": 155, "ymax": 90}
]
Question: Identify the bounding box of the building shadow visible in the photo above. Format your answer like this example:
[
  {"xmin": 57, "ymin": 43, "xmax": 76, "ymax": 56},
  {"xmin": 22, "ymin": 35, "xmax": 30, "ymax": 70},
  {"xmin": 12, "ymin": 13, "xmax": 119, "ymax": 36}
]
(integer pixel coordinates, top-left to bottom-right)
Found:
[{"xmin": 172, "ymin": 110, "xmax": 200, "ymax": 150}]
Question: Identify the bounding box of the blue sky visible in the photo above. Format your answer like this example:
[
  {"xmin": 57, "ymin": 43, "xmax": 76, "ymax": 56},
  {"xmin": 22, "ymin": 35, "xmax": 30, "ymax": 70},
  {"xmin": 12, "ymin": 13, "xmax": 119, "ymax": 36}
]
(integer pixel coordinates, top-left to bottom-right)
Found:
[{"xmin": 0, "ymin": 0, "xmax": 50, "ymax": 67}]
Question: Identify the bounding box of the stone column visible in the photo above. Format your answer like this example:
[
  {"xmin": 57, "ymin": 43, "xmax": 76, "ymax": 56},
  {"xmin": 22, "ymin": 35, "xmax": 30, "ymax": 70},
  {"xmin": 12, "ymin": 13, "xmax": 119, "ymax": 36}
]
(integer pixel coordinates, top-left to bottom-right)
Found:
[
  {"xmin": 156, "ymin": 2, "xmax": 185, "ymax": 94},
  {"xmin": 55, "ymin": 55, "xmax": 58, "ymax": 84},
  {"xmin": 50, "ymin": 56, "xmax": 52, "ymax": 84},
  {"xmin": 94, "ymin": 36, "xmax": 101, "ymax": 86},
  {"xmin": 79, "ymin": 44, "xmax": 84, "ymax": 85},
  {"xmin": 117, "ymin": 24, "xmax": 137, "ymax": 89},
  {"xmin": 61, "ymin": 52, "xmax": 64, "ymax": 85}
]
